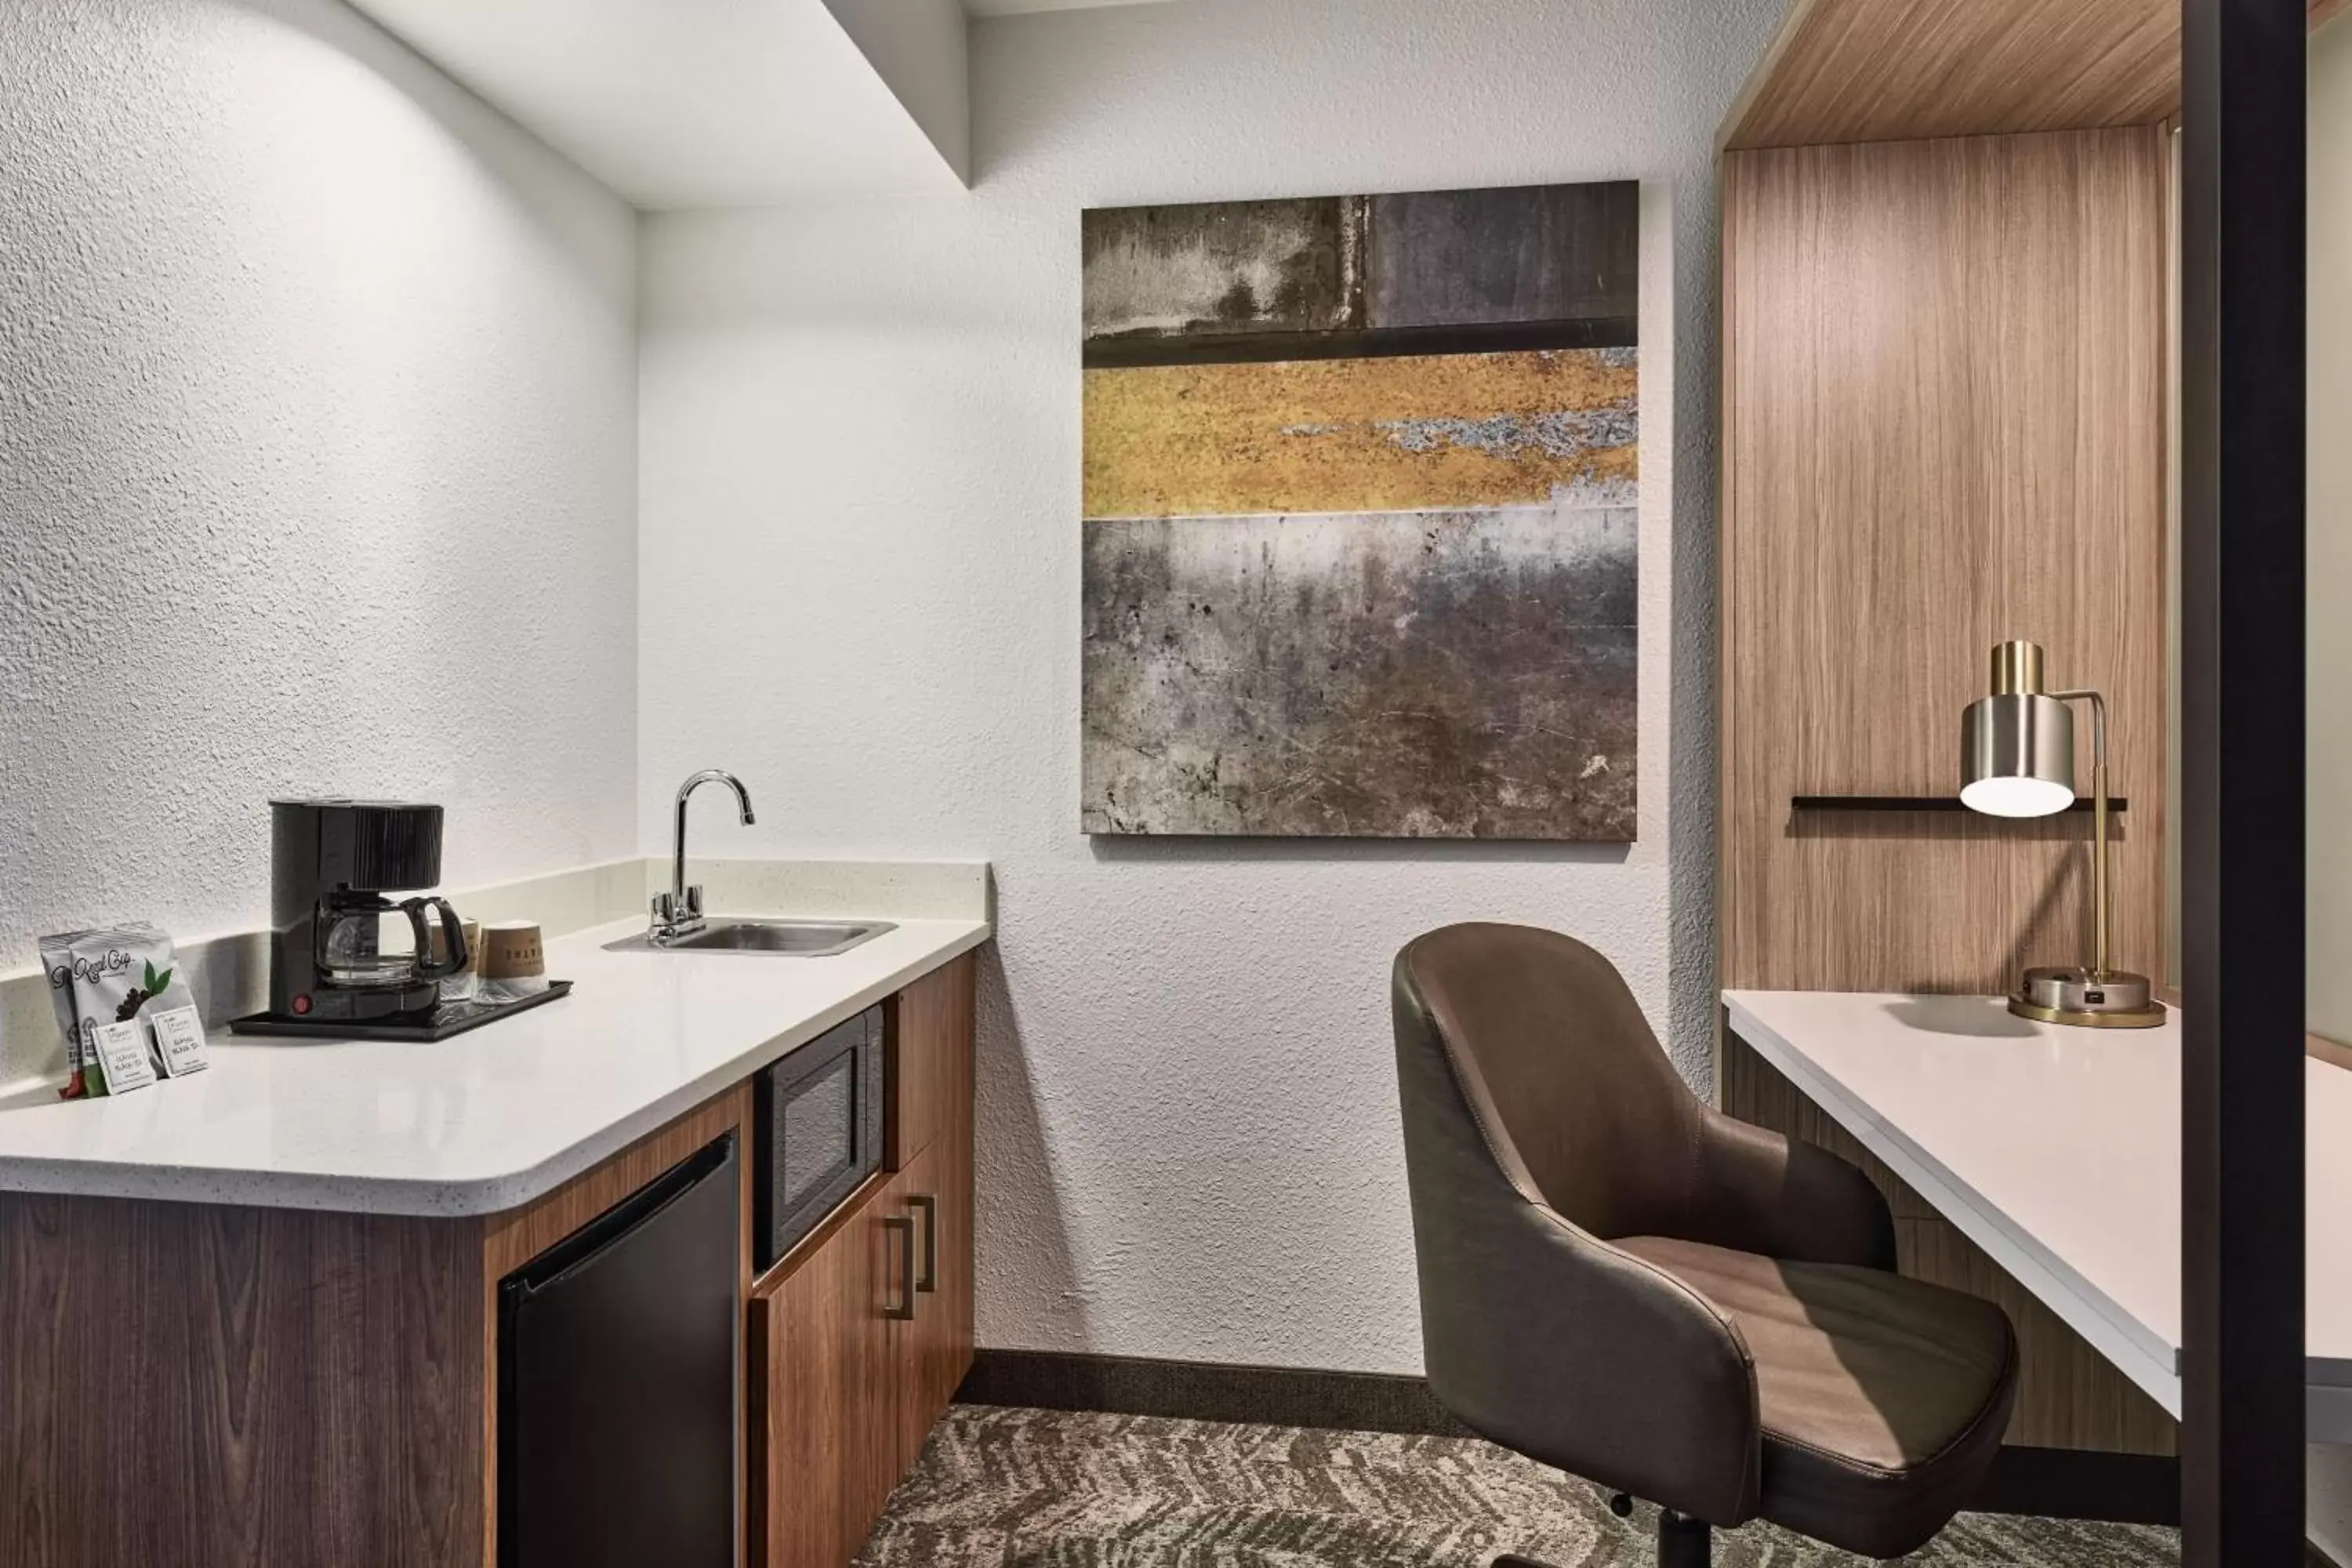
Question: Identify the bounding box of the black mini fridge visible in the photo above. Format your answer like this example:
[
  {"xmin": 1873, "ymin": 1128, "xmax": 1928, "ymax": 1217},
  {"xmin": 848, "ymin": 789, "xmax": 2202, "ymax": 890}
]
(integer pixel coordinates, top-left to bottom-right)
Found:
[{"xmin": 499, "ymin": 1133, "xmax": 738, "ymax": 1568}]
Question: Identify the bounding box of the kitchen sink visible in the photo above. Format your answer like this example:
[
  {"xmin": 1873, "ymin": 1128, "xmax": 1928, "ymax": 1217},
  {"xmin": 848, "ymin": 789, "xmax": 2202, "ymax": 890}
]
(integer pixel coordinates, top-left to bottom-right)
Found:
[{"xmin": 602, "ymin": 920, "xmax": 895, "ymax": 957}]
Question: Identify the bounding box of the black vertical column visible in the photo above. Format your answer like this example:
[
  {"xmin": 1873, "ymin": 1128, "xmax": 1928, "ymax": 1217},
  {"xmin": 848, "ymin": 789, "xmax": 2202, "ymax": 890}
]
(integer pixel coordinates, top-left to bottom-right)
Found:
[{"xmin": 2178, "ymin": 0, "xmax": 2306, "ymax": 1563}]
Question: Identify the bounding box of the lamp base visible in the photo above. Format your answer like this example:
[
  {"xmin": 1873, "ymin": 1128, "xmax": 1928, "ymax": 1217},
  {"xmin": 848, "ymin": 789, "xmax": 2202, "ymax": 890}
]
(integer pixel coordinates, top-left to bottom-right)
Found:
[{"xmin": 2007, "ymin": 965, "xmax": 2168, "ymax": 1029}]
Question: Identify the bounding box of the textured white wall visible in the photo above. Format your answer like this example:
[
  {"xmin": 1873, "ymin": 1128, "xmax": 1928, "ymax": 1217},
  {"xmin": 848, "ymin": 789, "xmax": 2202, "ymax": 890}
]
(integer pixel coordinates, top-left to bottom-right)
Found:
[
  {"xmin": 641, "ymin": 0, "xmax": 1780, "ymax": 1372},
  {"xmin": 0, "ymin": 0, "xmax": 640, "ymax": 969}
]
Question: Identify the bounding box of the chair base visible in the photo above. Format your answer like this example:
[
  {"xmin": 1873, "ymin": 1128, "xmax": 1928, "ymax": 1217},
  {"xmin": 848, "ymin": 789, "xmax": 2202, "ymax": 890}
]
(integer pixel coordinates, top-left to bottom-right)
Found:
[
  {"xmin": 1657, "ymin": 1510, "xmax": 1711, "ymax": 1567},
  {"xmin": 1496, "ymin": 1507, "xmax": 1711, "ymax": 1568}
]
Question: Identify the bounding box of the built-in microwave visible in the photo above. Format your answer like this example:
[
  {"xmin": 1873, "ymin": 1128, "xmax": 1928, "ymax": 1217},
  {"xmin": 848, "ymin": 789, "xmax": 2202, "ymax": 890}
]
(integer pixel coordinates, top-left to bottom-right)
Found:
[{"xmin": 753, "ymin": 1005, "xmax": 886, "ymax": 1272}]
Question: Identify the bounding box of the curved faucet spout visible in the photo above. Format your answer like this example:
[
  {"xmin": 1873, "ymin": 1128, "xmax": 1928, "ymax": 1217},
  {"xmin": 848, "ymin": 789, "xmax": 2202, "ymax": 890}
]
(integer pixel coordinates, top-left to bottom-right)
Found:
[
  {"xmin": 665, "ymin": 770, "xmax": 757, "ymax": 936},
  {"xmin": 677, "ymin": 768, "xmax": 756, "ymax": 824}
]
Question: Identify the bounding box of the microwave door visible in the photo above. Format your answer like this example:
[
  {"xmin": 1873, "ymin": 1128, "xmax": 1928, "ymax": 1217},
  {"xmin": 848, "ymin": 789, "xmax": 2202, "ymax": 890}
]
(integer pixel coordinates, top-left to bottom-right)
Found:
[{"xmin": 754, "ymin": 1007, "xmax": 884, "ymax": 1271}]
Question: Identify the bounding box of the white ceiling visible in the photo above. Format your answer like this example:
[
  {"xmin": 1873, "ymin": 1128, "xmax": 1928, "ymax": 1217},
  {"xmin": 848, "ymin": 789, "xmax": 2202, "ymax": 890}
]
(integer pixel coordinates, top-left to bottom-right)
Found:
[{"xmin": 350, "ymin": 0, "xmax": 1177, "ymax": 209}]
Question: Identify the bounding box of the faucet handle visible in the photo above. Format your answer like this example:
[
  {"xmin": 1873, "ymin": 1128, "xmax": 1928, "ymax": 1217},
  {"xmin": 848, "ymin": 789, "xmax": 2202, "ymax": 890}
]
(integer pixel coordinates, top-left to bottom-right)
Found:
[{"xmin": 648, "ymin": 887, "xmax": 704, "ymax": 941}]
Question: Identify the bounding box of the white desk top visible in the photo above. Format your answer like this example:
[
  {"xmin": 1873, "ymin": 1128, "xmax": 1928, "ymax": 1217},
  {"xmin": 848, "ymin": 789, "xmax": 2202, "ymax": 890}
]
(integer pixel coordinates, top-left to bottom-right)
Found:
[
  {"xmin": 1723, "ymin": 989, "xmax": 2352, "ymax": 1436},
  {"xmin": 0, "ymin": 916, "xmax": 990, "ymax": 1218}
]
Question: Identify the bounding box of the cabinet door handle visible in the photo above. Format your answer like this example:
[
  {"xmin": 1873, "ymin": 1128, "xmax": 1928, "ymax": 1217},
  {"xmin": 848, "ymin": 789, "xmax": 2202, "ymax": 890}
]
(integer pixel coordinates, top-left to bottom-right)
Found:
[
  {"xmin": 884, "ymin": 1214, "xmax": 916, "ymax": 1320},
  {"xmin": 908, "ymin": 1194, "xmax": 937, "ymax": 1293}
]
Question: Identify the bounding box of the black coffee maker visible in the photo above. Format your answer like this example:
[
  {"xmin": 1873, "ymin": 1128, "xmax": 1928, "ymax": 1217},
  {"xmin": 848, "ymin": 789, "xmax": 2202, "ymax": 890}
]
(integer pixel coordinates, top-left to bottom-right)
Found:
[{"xmin": 267, "ymin": 799, "xmax": 466, "ymax": 1022}]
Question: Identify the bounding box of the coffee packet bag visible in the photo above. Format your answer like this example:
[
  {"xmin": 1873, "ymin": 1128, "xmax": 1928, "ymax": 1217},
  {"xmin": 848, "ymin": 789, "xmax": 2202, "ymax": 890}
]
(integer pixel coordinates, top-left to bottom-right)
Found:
[
  {"xmin": 39, "ymin": 925, "xmax": 125, "ymax": 1099},
  {"xmin": 38, "ymin": 924, "xmax": 197, "ymax": 1098}
]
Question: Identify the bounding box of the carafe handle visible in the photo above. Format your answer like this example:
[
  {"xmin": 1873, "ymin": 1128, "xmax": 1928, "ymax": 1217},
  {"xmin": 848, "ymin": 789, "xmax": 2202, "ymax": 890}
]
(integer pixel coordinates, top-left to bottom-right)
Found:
[{"xmin": 405, "ymin": 897, "xmax": 468, "ymax": 980}]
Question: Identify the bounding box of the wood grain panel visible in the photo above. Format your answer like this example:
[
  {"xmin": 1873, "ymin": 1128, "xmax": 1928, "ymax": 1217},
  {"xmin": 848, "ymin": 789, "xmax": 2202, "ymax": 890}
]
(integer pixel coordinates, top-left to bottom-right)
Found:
[
  {"xmin": 889, "ymin": 952, "xmax": 975, "ymax": 1171},
  {"xmin": 1722, "ymin": 1, "xmax": 2339, "ymax": 154},
  {"xmin": 887, "ymin": 950, "xmax": 975, "ymax": 1450},
  {"xmin": 1719, "ymin": 128, "xmax": 2170, "ymax": 996},
  {"xmin": 883, "ymin": 1145, "xmax": 974, "ymax": 1475},
  {"xmin": 884, "ymin": 1147, "xmax": 946, "ymax": 1470},
  {"xmin": 1898, "ymin": 1214, "xmax": 2180, "ymax": 1455},
  {"xmin": 1718, "ymin": 1022, "xmax": 1937, "ymax": 1223},
  {"xmin": 1722, "ymin": 0, "xmax": 2177, "ymax": 149},
  {"xmin": 480, "ymin": 1086, "xmax": 750, "ymax": 1568},
  {"xmin": 750, "ymin": 1177, "xmax": 900, "ymax": 1568},
  {"xmin": 1722, "ymin": 1032, "xmax": 2179, "ymax": 1454},
  {"xmin": 0, "ymin": 1194, "xmax": 483, "ymax": 1568}
]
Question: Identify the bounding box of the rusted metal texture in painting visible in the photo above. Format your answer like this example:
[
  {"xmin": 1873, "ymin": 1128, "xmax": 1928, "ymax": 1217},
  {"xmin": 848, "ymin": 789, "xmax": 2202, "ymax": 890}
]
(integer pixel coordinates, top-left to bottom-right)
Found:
[
  {"xmin": 1083, "ymin": 347, "xmax": 1636, "ymax": 517},
  {"xmin": 1080, "ymin": 504, "xmax": 1638, "ymax": 839},
  {"xmin": 1366, "ymin": 182, "xmax": 1638, "ymax": 329}
]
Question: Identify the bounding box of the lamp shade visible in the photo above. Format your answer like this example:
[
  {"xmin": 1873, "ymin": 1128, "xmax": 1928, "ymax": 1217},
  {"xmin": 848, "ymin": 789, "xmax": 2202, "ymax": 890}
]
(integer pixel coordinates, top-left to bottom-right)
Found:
[{"xmin": 1961, "ymin": 690, "xmax": 2075, "ymax": 816}]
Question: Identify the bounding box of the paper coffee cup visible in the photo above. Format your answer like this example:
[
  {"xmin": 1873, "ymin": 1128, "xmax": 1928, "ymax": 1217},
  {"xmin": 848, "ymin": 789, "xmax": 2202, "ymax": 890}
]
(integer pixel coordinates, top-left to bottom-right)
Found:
[{"xmin": 477, "ymin": 922, "xmax": 547, "ymax": 996}]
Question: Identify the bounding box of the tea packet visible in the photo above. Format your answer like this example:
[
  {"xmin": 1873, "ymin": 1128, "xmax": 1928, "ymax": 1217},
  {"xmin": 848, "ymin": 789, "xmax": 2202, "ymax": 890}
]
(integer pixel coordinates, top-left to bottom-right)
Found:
[{"xmin": 38, "ymin": 924, "xmax": 198, "ymax": 1098}]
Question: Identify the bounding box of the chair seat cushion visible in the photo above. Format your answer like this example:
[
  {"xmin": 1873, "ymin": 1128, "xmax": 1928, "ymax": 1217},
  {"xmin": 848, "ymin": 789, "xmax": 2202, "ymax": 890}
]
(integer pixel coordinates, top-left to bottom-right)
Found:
[{"xmin": 1614, "ymin": 1235, "xmax": 2018, "ymax": 1559}]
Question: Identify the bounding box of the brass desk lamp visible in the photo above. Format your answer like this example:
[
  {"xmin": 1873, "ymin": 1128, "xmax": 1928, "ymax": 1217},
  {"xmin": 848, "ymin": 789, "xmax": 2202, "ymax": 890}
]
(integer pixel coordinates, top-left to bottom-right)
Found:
[{"xmin": 1958, "ymin": 639, "xmax": 2165, "ymax": 1028}]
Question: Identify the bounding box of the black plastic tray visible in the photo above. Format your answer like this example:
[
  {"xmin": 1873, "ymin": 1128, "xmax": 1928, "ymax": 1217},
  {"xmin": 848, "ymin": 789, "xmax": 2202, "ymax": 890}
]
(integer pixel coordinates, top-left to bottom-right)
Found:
[{"xmin": 228, "ymin": 979, "xmax": 572, "ymax": 1042}]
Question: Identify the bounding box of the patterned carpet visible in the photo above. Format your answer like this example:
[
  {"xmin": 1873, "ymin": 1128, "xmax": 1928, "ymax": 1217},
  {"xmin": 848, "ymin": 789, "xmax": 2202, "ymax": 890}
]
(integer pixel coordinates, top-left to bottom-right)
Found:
[{"xmin": 857, "ymin": 1406, "xmax": 2180, "ymax": 1568}]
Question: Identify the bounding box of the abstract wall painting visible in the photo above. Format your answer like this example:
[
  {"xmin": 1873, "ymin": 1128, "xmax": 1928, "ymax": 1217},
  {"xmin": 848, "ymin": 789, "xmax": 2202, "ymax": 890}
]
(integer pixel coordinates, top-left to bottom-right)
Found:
[{"xmin": 1080, "ymin": 181, "xmax": 1640, "ymax": 839}]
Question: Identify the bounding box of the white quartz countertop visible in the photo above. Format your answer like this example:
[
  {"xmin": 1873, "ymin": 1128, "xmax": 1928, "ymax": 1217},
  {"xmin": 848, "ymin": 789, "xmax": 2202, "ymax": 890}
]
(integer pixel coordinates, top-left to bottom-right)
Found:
[{"xmin": 0, "ymin": 915, "xmax": 990, "ymax": 1218}]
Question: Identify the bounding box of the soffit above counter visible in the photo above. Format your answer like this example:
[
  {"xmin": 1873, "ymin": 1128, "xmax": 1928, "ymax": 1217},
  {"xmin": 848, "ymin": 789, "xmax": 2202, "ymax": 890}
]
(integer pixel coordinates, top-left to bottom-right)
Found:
[
  {"xmin": 346, "ymin": 0, "xmax": 965, "ymax": 205},
  {"xmin": 345, "ymin": 0, "xmax": 1178, "ymax": 209}
]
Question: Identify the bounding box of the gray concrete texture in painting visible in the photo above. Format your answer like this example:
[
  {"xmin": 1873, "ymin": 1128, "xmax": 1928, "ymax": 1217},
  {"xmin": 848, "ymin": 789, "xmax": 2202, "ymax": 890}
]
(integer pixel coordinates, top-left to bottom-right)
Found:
[
  {"xmin": 1080, "ymin": 503, "xmax": 1638, "ymax": 839},
  {"xmin": 1364, "ymin": 183, "xmax": 1637, "ymax": 330},
  {"xmin": 1080, "ymin": 181, "xmax": 1637, "ymax": 344},
  {"xmin": 1081, "ymin": 196, "xmax": 1363, "ymax": 341}
]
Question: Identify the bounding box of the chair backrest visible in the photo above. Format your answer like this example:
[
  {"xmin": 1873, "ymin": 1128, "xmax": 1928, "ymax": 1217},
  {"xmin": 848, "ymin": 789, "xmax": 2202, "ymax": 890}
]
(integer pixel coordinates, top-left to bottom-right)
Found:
[
  {"xmin": 1392, "ymin": 920, "xmax": 1702, "ymax": 1241},
  {"xmin": 1389, "ymin": 922, "xmax": 1766, "ymax": 1521}
]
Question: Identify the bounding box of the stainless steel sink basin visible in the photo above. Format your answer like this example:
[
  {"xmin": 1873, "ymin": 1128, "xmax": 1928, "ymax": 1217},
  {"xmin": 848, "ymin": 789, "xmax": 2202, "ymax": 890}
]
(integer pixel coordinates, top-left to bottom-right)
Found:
[{"xmin": 603, "ymin": 920, "xmax": 895, "ymax": 957}]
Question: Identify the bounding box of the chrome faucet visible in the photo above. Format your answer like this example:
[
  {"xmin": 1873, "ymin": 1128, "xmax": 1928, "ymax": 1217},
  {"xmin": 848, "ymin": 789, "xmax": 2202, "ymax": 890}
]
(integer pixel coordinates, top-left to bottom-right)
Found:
[{"xmin": 653, "ymin": 769, "xmax": 756, "ymax": 944}]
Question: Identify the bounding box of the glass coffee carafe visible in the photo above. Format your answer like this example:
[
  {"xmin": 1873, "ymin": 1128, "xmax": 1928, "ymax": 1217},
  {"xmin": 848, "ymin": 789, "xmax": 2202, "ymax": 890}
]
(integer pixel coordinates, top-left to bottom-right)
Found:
[{"xmin": 315, "ymin": 893, "xmax": 467, "ymax": 997}]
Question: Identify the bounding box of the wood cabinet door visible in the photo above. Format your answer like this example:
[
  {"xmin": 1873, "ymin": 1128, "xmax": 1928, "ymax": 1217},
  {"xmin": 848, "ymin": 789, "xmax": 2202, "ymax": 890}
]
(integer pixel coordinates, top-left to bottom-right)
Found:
[
  {"xmin": 881, "ymin": 1145, "xmax": 945, "ymax": 1470},
  {"xmin": 751, "ymin": 1183, "xmax": 900, "ymax": 1568},
  {"xmin": 887, "ymin": 952, "xmax": 975, "ymax": 1171},
  {"xmin": 927, "ymin": 1040, "xmax": 975, "ymax": 1424},
  {"xmin": 756, "ymin": 955, "xmax": 978, "ymax": 1568},
  {"xmin": 887, "ymin": 956, "xmax": 975, "ymax": 1465},
  {"xmin": 885, "ymin": 1116, "xmax": 973, "ymax": 1471}
]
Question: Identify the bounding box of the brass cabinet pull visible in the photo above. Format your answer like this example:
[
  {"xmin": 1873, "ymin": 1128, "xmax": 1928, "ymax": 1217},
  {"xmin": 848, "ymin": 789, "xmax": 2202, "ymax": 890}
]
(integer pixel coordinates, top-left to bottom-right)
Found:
[
  {"xmin": 884, "ymin": 1214, "xmax": 916, "ymax": 1320},
  {"xmin": 908, "ymin": 1194, "xmax": 937, "ymax": 1293}
]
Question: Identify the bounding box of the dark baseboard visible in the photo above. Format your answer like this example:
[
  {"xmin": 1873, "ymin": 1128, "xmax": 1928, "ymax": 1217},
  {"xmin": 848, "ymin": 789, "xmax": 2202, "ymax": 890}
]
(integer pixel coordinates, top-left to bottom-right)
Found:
[
  {"xmin": 955, "ymin": 1348, "xmax": 1472, "ymax": 1438},
  {"xmin": 956, "ymin": 1350, "xmax": 2183, "ymax": 1527}
]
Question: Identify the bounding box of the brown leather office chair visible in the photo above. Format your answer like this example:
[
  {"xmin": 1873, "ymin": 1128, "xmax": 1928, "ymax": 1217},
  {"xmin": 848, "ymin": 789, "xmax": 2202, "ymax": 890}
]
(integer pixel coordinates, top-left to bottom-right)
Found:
[{"xmin": 1392, "ymin": 924, "xmax": 2019, "ymax": 1566}]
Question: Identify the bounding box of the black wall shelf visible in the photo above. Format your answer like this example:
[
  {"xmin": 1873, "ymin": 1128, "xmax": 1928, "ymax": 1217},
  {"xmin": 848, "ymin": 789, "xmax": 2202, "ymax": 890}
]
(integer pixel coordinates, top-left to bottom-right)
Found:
[{"xmin": 1791, "ymin": 795, "xmax": 2127, "ymax": 814}]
